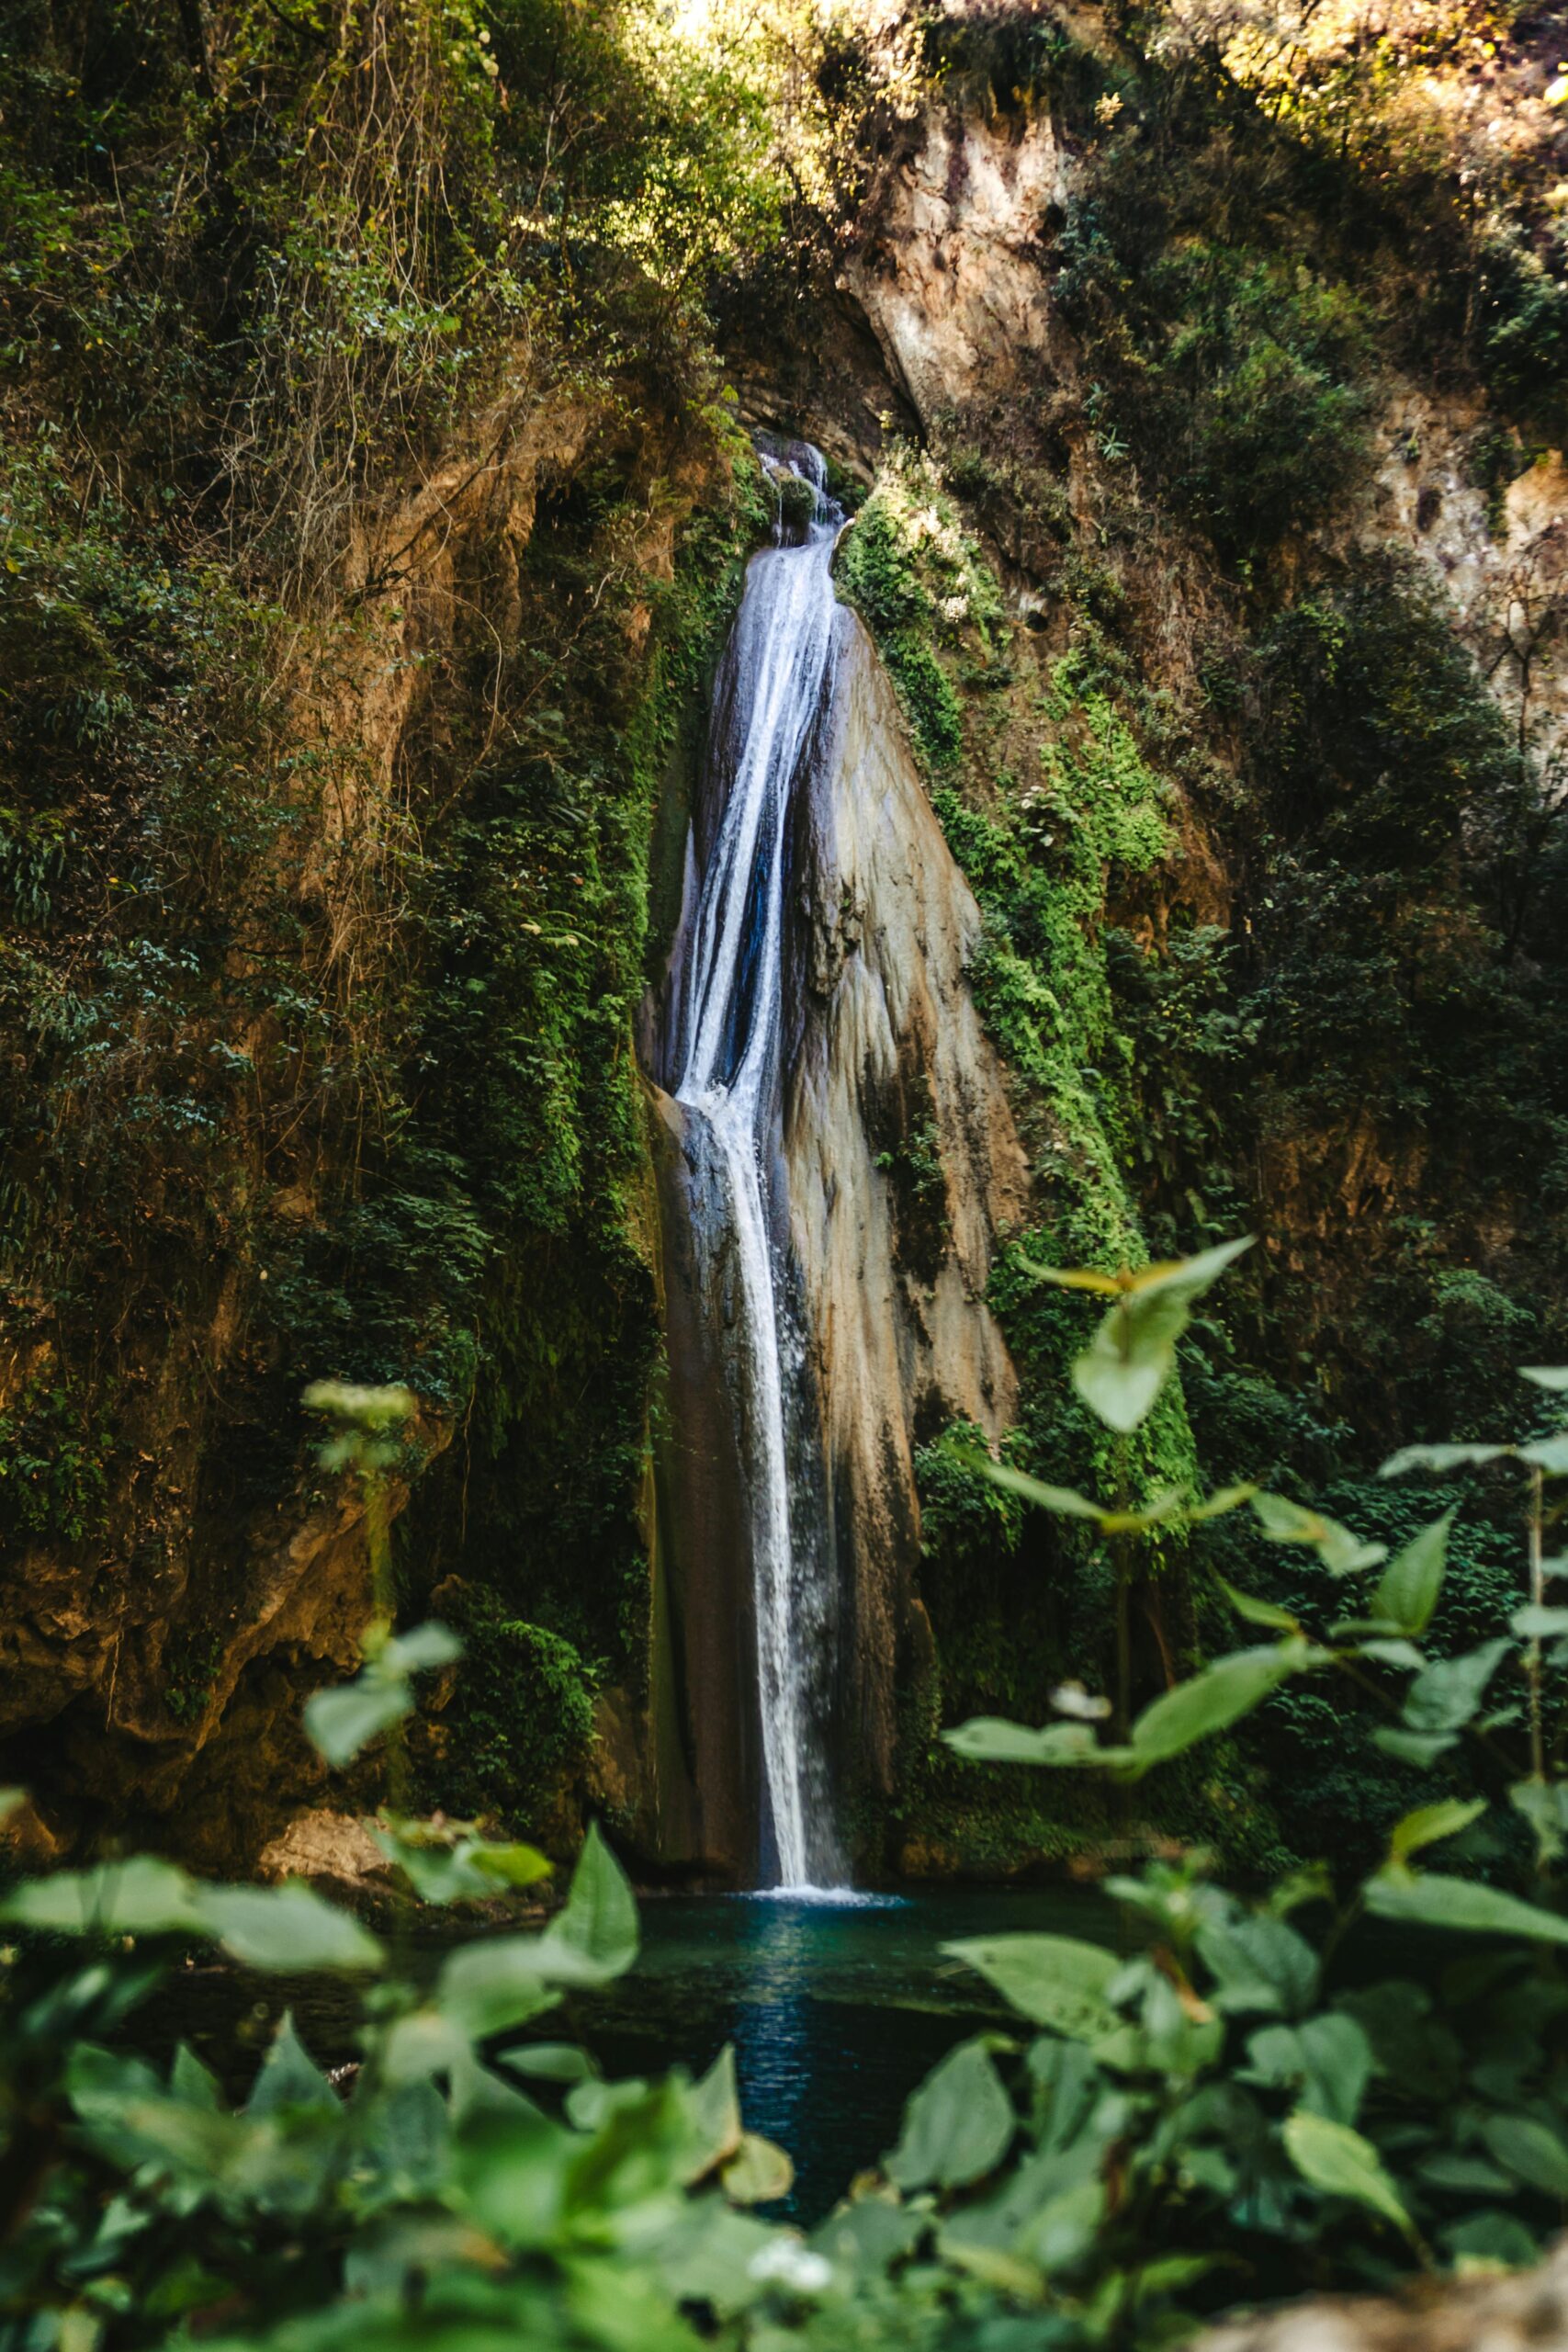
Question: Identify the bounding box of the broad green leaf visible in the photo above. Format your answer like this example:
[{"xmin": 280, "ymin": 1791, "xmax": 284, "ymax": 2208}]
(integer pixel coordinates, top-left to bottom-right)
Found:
[
  {"xmin": 1365, "ymin": 1869, "xmax": 1568, "ymax": 1944},
  {"xmin": 470, "ymin": 1842, "xmax": 553, "ymax": 1890},
  {"xmin": 947, "ymin": 1450, "xmax": 1114, "ymax": 1521},
  {"xmin": 452, "ymin": 2109, "xmax": 573, "ymax": 2248},
  {"xmin": 1197, "ymin": 1914, "xmax": 1318, "ymax": 2017},
  {"xmin": 1072, "ymin": 1238, "xmax": 1253, "ymax": 1431},
  {"xmin": 1402, "ymin": 1639, "xmax": 1510, "ymax": 1735},
  {"xmin": 498, "ymin": 2043, "xmax": 595, "ymax": 2085},
  {"xmin": 942, "ymin": 1717, "xmax": 1103, "ymax": 1766},
  {"xmin": 1519, "ymin": 1437, "xmax": 1568, "ymax": 1476},
  {"xmin": 436, "ymin": 1939, "xmax": 568, "ymax": 2039},
  {"xmin": 1510, "ymin": 1778, "xmax": 1568, "ymax": 1863},
  {"xmin": 1122, "ymin": 1641, "xmax": 1325, "ymax": 1774},
  {"xmin": 541, "ymin": 1824, "xmax": 638, "ymax": 1983},
  {"xmin": 303, "ymin": 1677, "xmax": 412, "ymax": 1770},
  {"xmin": 1282, "ymin": 2108, "xmax": 1414, "ymax": 2235},
  {"xmin": 1379, "ymin": 1442, "xmax": 1512, "ymax": 1478},
  {"xmin": 1017, "ymin": 1257, "xmax": 1124, "ymax": 1296},
  {"xmin": 196, "ymin": 1883, "xmax": 383, "ymax": 1974},
  {"xmin": 1246, "ymin": 2014, "xmax": 1371, "ymax": 2124},
  {"xmin": 1137, "ymin": 1966, "xmax": 1224, "ymax": 2075},
  {"xmin": 382, "ymin": 1621, "xmax": 462, "ymax": 1674},
  {"xmin": 1417, "ymin": 2151, "xmax": 1513, "ymax": 2195},
  {"xmin": 1522, "ymin": 1366, "xmax": 1568, "ymax": 1393},
  {"xmin": 1215, "ymin": 1577, "xmax": 1300, "ymax": 1633},
  {"xmin": 1479, "ymin": 2109, "xmax": 1568, "ymax": 2197},
  {"xmin": 1511, "ymin": 1604, "xmax": 1568, "ymax": 1639},
  {"xmin": 950, "ymin": 1449, "xmax": 1184, "ymax": 1532},
  {"xmin": 682, "ymin": 2046, "xmax": 742, "ymax": 2182},
  {"xmin": 812, "ymin": 2198, "xmax": 925, "ymax": 2270},
  {"xmin": 886, "ymin": 2038, "xmax": 1014, "ymax": 2190},
  {"xmin": 304, "ymin": 1623, "xmax": 459, "ymax": 1769},
  {"xmin": 246, "ymin": 2015, "xmax": 337, "ymax": 2116},
  {"xmin": 1388, "ymin": 1798, "xmax": 1486, "ymax": 1864},
  {"xmin": 1120, "ymin": 1236, "xmax": 1255, "ymax": 1297},
  {"xmin": 171, "ymin": 2044, "xmax": 221, "ymax": 2111},
  {"xmin": 0, "ymin": 1856, "xmax": 203, "ymax": 1939},
  {"xmin": 945, "ymin": 1933, "xmax": 1125, "ymax": 2054},
  {"xmin": 721, "ymin": 2133, "xmax": 795, "ymax": 2205},
  {"xmin": 1371, "ymin": 1514, "xmax": 1451, "ymax": 1637},
  {"xmin": 1251, "ymin": 1491, "xmax": 1386, "ymax": 1575},
  {"xmin": 1184, "ymin": 1483, "xmax": 1259, "ymax": 1522},
  {"xmin": 372, "ymin": 1824, "xmax": 552, "ymax": 1905},
  {"xmin": 1372, "ymin": 1728, "xmax": 1457, "ymax": 1767},
  {"xmin": 1440, "ymin": 2210, "xmax": 1540, "ymax": 2267},
  {"xmin": 1350, "ymin": 1638, "xmax": 1427, "ymax": 1669}
]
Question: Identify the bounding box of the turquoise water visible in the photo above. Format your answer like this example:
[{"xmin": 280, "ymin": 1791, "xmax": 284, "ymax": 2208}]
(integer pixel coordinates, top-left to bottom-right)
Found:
[{"xmin": 557, "ymin": 1885, "xmax": 1117, "ymax": 2219}]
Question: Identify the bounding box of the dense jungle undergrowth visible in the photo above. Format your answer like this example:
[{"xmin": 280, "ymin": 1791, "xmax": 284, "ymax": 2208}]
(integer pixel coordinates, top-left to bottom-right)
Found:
[{"xmin": 8, "ymin": 1269, "xmax": 1568, "ymax": 2347}]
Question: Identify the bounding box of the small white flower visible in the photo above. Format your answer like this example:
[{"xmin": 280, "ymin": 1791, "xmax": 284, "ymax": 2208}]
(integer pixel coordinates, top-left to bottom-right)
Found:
[
  {"xmin": 748, "ymin": 2239, "xmax": 833, "ymax": 2294},
  {"xmin": 1052, "ymin": 1680, "xmax": 1112, "ymax": 1721},
  {"xmin": 941, "ymin": 594, "xmax": 970, "ymax": 624}
]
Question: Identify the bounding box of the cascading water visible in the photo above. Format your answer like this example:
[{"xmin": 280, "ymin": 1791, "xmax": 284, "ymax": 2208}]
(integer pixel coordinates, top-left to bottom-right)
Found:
[{"xmin": 671, "ymin": 442, "xmax": 845, "ymax": 1893}]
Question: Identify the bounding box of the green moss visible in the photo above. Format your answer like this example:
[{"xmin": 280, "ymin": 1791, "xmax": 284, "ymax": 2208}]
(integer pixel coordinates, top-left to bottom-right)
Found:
[
  {"xmin": 840, "ymin": 451, "xmax": 1233, "ymax": 1859},
  {"xmin": 433, "ymin": 1585, "xmax": 599, "ymax": 1833}
]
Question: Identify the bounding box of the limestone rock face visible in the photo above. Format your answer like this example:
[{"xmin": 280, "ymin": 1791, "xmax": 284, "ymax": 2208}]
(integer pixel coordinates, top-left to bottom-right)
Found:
[
  {"xmin": 842, "ymin": 107, "xmax": 1069, "ymax": 430},
  {"xmin": 0, "ymin": 1428, "xmax": 445, "ymax": 1873},
  {"xmin": 784, "ymin": 611, "xmax": 1028, "ymax": 1809},
  {"xmin": 642, "ymin": 601, "xmax": 1025, "ymax": 1876}
]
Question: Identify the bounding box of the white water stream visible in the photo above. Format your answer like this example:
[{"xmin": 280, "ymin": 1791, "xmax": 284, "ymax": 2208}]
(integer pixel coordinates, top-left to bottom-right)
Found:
[{"xmin": 672, "ymin": 444, "xmax": 844, "ymax": 1891}]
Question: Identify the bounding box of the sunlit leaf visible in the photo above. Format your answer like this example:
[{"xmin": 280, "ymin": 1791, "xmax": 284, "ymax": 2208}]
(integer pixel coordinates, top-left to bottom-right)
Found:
[
  {"xmin": 886, "ymin": 2039, "xmax": 1014, "ymax": 2191},
  {"xmin": 1072, "ymin": 1238, "xmax": 1254, "ymax": 1432},
  {"xmin": 942, "ymin": 1717, "xmax": 1104, "ymax": 1766},
  {"xmin": 722, "ymin": 2133, "xmax": 795, "ymax": 2205},
  {"xmin": 540, "ymin": 1824, "xmax": 638, "ymax": 1983},
  {"xmin": 196, "ymin": 1883, "xmax": 383, "ymax": 1974},
  {"xmin": 944, "ymin": 1934, "xmax": 1125, "ymax": 2056},
  {"xmin": 0, "ymin": 1857, "xmax": 203, "ymax": 1939},
  {"xmin": 1387, "ymin": 1798, "xmax": 1486, "ymax": 1864},
  {"xmin": 1372, "ymin": 1727, "xmax": 1457, "ymax": 1767},
  {"xmin": 1215, "ymin": 1577, "xmax": 1300, "ymax": 1632},
  {"xmin": 1015, "ymin": 1257, "xmax": 1123, "ymax": 1296},
  {"xmin": 1251, "ymin": 1491, "xmax": 1386, "ymax": 1575},
  {"xmin": 1371, "ymin": 1513, "xmax": 1451, "ymax": 1637},
  {"xmin": 1366, "ymin": 1869, "xmax": 1568, "ymax": 1944},
  {"xmin": 1119, "ymin": 1641, "xmax": 1326, "ymax": 1775},
  {"xmin": 1378, "ymin": 1442, "xmax": 1512, "ymax": 1478},
  {"xmin": 1282, "ymin": 2109, "xmax": 1413, "ymax": 2235},
  {"xmin": 304, "ymin": 1678, "xmax": 412, "ymax": 1770}
]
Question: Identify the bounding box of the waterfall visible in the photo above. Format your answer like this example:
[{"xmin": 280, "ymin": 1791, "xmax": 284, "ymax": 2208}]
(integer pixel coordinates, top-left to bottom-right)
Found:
[{"xmin": 671, "ymin": 442, "xmax": 845, "ymax": 1892}]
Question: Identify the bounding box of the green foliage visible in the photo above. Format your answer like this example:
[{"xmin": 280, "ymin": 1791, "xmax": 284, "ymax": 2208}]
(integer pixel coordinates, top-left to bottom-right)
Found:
[
  {"xmin": 834, "ymin": 445, "xmax": 1001, "ymax": 774},
  {"xmin": 0, "ymin": 1367, "xmax": 111, "ymax": 1544},
  {"xmin": 1056, "ymin": 210, "xmax": 1373, "ymax": 557},
  {"xmin": 434, "ymin": 1584, "xmax": 601, "ymax": 1830},
  {"xmin": 0, "ymin": 0, "xmax": 778, "ymax": 1848}
]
